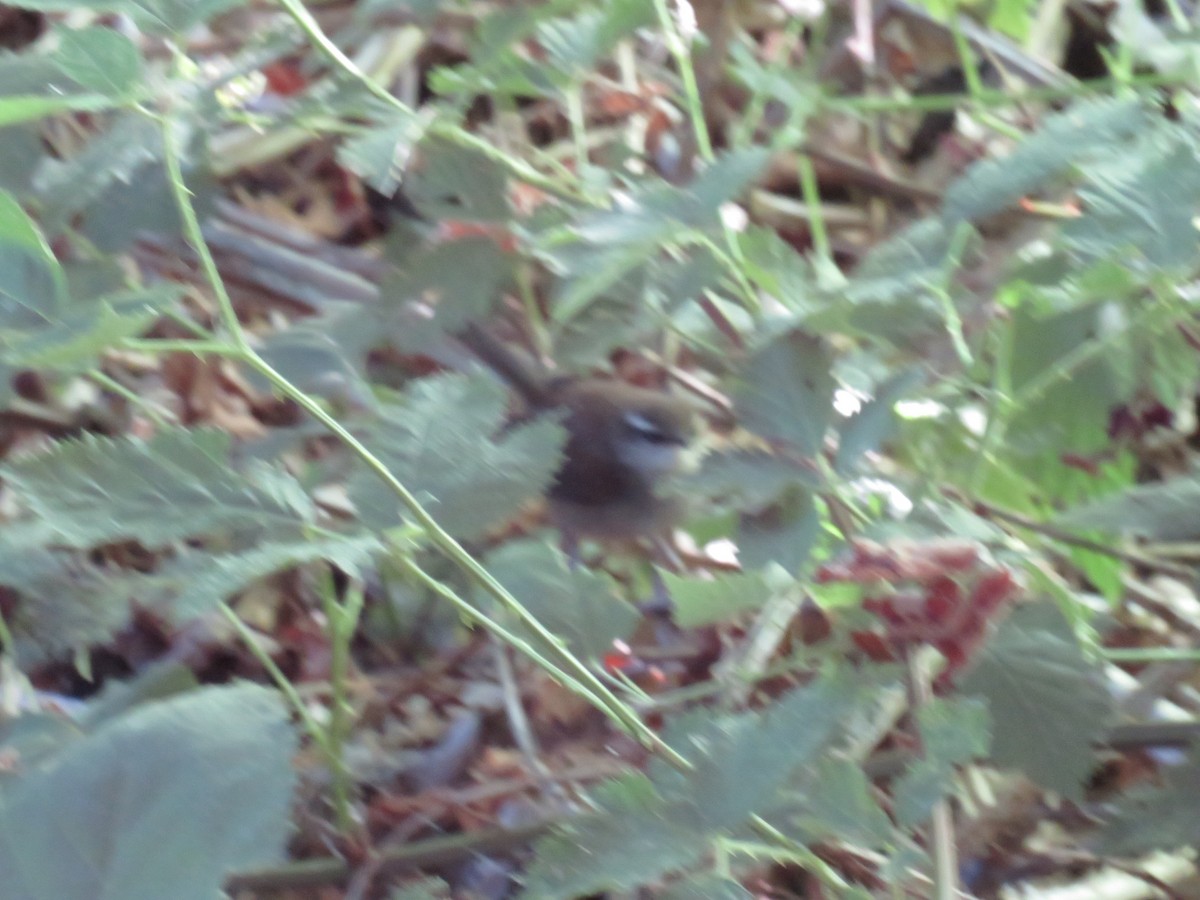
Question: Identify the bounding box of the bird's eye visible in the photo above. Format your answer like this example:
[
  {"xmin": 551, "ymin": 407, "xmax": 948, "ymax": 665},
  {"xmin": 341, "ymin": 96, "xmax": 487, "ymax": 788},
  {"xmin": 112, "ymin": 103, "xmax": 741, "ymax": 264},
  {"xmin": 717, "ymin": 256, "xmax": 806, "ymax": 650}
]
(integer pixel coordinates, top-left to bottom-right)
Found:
[{"xmin": 623, "ymin": 411, "xmax": 675, "ymax": 444}]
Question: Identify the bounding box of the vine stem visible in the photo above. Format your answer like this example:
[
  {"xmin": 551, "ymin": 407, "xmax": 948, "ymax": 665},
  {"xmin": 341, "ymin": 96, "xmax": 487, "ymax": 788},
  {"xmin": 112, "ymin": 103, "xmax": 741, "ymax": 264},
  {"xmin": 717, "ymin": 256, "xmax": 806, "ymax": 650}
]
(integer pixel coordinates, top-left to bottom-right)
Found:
[
  {"xmin": 904, "ymin": 649, "xmax": 958, "ymax": 900},
  {"xmin": 155, "ymin": 114, "xmax": 690, "ymax": 771}
]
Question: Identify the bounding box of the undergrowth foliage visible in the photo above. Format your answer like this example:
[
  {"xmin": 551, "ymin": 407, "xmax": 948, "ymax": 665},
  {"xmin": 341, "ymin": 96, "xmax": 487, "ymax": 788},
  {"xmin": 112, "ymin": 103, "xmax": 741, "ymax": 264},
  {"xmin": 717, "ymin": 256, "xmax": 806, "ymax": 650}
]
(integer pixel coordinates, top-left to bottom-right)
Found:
[{"xmin": 0, "ymin": 0, "xmax": 1198, "ymax": 898}]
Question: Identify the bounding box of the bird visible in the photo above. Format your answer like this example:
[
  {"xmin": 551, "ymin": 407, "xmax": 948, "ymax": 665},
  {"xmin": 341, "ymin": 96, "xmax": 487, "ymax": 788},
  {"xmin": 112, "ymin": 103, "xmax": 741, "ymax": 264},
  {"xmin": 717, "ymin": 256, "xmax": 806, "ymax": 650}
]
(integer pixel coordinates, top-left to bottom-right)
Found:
[{"xmin": 458, "ymin": 323, "xmax": 698, "ymax": 559}]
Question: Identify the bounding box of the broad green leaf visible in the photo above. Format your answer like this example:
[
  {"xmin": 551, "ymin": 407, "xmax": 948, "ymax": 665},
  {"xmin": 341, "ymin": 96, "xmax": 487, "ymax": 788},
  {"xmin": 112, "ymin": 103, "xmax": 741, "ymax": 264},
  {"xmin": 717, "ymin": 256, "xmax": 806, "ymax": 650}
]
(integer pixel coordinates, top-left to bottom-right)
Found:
[
  {"xmin": 0, "ymin": 125, "xmax": 43, "ymax": 193},
  {"xmin": 686, "ymin": 449, "xmax": 822, "ymax": 512},
  {"xmin": 77, "ymin": 662, "xmax": 200, "ymax": 730},
  {"xmin": 390, "ymin": 877, "xmax": 452, "ymax": 900},
  {"xmin": 654, "ymin": 667, "xmax": 860, "ymax": 831},
  {"xmin": 339, "ymin": 108, "xmax": 427, "ymax": 195},
  {"xmin": 0, "ymin": 188, "xmax": 67, "ymax": 326},
  {"xmin": 15, "ymin": 0, "xmax": 245, "ymax": 34},
  {"xmin": 0, "ymin": 539, "xmax": 132, "ymax": 665},
  {"xmin": 161, "ymin": 534, "xmax": 382, "ymax": 624},
  {"xmin": 1098, "ymin": 755, "xmax": 1200, "ymax": 855},
  {"xmin": 537, "ymin": 0, "xmax": 656, "ymax": 77},
  {"xmin": 1063, "ymin": 135, "xmax": 1200, "ymax": 272},
  {"xmin": 660, "ymin": 875, "xmax": 753, "ymax": 900},
  {"xmin": 254, "ymin": 325, "xmax": 372, "ymax": 403},
  {"xmin": 791, "ymin": 756, "xmax": 894, "ymax": 847},
  {"xmin": 0, "ymin": 92, "xmax": 118, "ymax": 126},
  {"xmin": 34, "ymin": 111, "xmax": 162, "ymax": 238},
  {"xmin": 3, "ymin": 428, "xmax": 315, "ymax": 548},
  {"xmin": 892, "ymin": 697, "xmax": 990, "ymax": 826},
  {"xmin": 958, "ymin": 603, "xmax": 1112, "ymax": 798},
  {"xmin": 835, "ymin": 368, "xmax": 924, "ymax": 473},
  {"xmin": 738, "ymin": 485, "xmax": 820, "ymax": 572},
  {"xmin": 803, "ymin": 219, "xmax": 957, "ymax": 341},
  {"xmin": 402, "ymin": 136, "xmax": 511, "ymax": 222},
  {"xmin": 1001, "ymin": 302, "xmax": 1126, "ymax": 492},
  {"xmin": 351, "ymin": 374, "xmax": 565, "ymax": 539},
  {"xmin": 3, "ymin": 302, "xmax": 155, "ymax": 370},
  {"xmin": 1056, "ymin": 472, "xmax": 1200, "ymax": 540},
  {"xmin": 385, "ymin": 236, "xmax": 515, "ymax": 345},
  {"xmin": 943, "ymin": 97, "xmax": 1148, "ymax": 222},
  {"xmin": 0, "ymin": 684, "xmax": 296, "ymax": 900},
  {"xmin": 664, "ymin": 571, "xmax": 773, "ymax": 627},
  {"xmin": 739, "ymin": 226, "xmax": 817, "ymax": 312},
  {"xmin": 733, "ymin": 331, "xmax": 834, "ymax": 454},
  {"xmin": 487, "ymin": 540, "xmax": 637, "ymax": 660},
  {"xmin": 53, "ymin": 26, "xmax": 142, "ymax": 98},
  {"xmin": 522, "ymin": 774, "xmax": 706, "ymax": 899}
]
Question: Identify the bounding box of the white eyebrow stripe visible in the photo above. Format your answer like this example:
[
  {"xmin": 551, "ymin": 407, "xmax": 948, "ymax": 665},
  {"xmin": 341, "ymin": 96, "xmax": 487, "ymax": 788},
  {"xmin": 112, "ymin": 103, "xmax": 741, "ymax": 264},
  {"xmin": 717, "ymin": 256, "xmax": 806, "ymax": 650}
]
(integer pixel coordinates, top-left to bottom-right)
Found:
[{"xmin": 624, "ymin": 412, "xmax": 661, "ymax": 435}]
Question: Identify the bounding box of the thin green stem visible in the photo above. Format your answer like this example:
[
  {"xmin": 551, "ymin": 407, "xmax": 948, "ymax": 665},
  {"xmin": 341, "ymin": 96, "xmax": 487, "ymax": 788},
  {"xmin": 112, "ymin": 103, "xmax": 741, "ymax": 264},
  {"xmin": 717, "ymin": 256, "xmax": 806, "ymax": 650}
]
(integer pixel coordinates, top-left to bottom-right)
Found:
[
  {"xmin": 122, "ymin": 338, "xmax": 240, "ymax": 355},
  {"xmin": 651, "ymin": 0, "xmax": 713, "ymax": 162},
  {"xmin": 274, "ymin": 0, "xmax": 409, "ymax": 115},
  {"xmin": 947, "ymin": 8, "xmax": 984, "ymax": 99},
  {"xmin": 219, "ymin": 603, "xmax": 333, "ymax": 759},
  {"xmin": 1104, "ymin": 647, "xmax": 1200, "ymax": 662},
  {"xmin": 566, "ymin": 83, "xmax": 589, "ymax": 176},
  {"xmin": 828, "ymin": 71, "xmax": 1187, "ymax": 114},
  {"xmin": 0, "ymin": 607, "xmax": 14, "ymax": 658},
  {"xmin": 87, "ymin": 368, "xmax": 170, "ymax": 427},
  {"xmin": 797, "ymin": 154, "xmax": 830, "ymax": 264},
  {"xmin": 649, "ymin": 0, "xmax": 760, "ymax": 314},
  {"xmin": 318, "ymin": 569, "xmax": 364, "ymax": 835}
]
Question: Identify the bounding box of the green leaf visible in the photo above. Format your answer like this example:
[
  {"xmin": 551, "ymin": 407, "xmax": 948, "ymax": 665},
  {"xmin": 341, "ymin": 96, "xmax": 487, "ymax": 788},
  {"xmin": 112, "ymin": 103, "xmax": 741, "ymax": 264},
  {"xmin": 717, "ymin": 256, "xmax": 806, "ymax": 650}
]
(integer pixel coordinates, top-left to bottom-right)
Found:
[
  {"xmin": 655, "ymin": 667, "xmax": 860, "ymax": 831},
  {"xmin": 738, "ymin": 485, "xmax": 820, "ymax": 572},
  {"xmin": 402, "ymin": 136, "xmax": 511, "ymax": 222},
  {"xmin": 733, "ymin": 331, "xmax": 834, "ymax": 454},
  {"xmin": 0, "ymin": 539, "xmax": 132, "ymax": 665},
  {"xmin": 254, "ymin": 325, "xmax": 371, "ymax": 403},
  {"xmin": 3, "ymin": 302, "xmax": 155, "ymax": 370},
  {"xmin": 160, "ymin": 534, "xmax": 382, "ymax": 625},
  {"xmin": 487, "ymin": 540, "xmax": 637, "ymax": 660},
  {"xmin": 1063, "ymin": 134, "xmax": 1200, "ymax": 272},
  {"xmin": 338, "ymin": 108, "xmax": 427, "ymax": 195},
  {"xmin": 33, "ymin": 111, "xmax": 162, "ymax": 238},
  {"xmin": 943, "ymin": 97, "xmax": 1148, "ymax": 222},
  {"xmin": 687, "ymin": 449, "xmax": 822, "ymax": 513},
  {"xmin": 390, "ymin": 877, "xmax": 453, "ymax": 900},
  {"xmin": 659, "ymin": 875, "xmax": 753, "ymax": 900},
  {"xmin": 958, "ymin": 603, "xmax": 1112, "ymax": 798},
  {"xmin": 537, "ymin": 0, "xmax": 656, "ymax": 77},
  {"xmin": 12, "ymin": 0, "xmax": 244, "ymax": 35},
  {"xmin": 791, "ymin": 756, "xmax": 894, "ymax": 848},
  {"xmin": 892, "ymin": 697, "xmax": 990, "ymax": 827},
  {"xmin": 522, "ymin": 774, "xmax": 707, "ymax": 899},
  {"xmin": 350, "ymin": 374, "xmax": 565, "ymax": 539},
  {"xmin": 544, "ymin": 149, "xmax": 768, "ymax": 322},
  {"xmin": 1001, "ymin": 302, "xmax": 1126, "ymax": 486},
  {"xmin": 385, "ymin": 236, "xmax": 515, "ymax": 345},
  {"xmin": 1098, "ymin": 755, "xmax": 1200, "ymax": 855},
  {"xmin": 835, "ymin": 369, "xmax": 924, "ymax": 473},
  {"xmin": 1056, "ymin": 472, "xmax": 1200, "ymax": 540},
  {"xmin": 664, "ymin": 571, "xmax": 773, "ymax": 627},
  {"xmin": 739, "ymin": 226, "xmax": 816, "ymax": 313},
  {"xmin": 53, "ymin": 26, "xmax": 142, "ymax": 98},
  {"xmin": 0, "ymin": 92, "xmax": 118, "ymax": 127},
  {"xmin": 526, "ymin": 671, "xmax": 861, "ymax": 898},
  {"xmin": 3, "ymin": 428, "xmax": 315, "ymax": 548},
  {"xmin": 0, "ymin": 188, "xmax": 67, "ymax": 327},
  {"xmin": 804, "ymin": 219, "xmax": 955, "ymax": 341},
  {"xmin": 0, "ymin": 684, "xmax": 296, "ymax": 900}
]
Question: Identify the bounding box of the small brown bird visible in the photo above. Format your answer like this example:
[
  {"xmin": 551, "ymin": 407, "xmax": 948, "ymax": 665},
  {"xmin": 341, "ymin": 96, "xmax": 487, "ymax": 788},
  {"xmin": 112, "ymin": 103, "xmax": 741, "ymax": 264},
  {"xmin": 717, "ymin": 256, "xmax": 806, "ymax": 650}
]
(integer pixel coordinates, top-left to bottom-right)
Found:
[{"xmin": 459, "ymin": 324, "xmax": 697, "ymax": 552}]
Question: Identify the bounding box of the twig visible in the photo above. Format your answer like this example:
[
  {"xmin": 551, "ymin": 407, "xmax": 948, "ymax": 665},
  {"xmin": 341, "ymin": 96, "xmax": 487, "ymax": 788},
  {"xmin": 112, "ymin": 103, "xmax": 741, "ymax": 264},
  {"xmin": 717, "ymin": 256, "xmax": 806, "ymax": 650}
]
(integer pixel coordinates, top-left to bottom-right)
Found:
[
  {"xmin": 964, "ymin": 495, "xmax": 1197, "ymax": 581},
  {"xmin": 224, "ymin": 819, "xmax": 556, "ymax": 892},
  {"xmin": 904, "ymin": 649, "xmax": 958, "ymax": 900}
]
